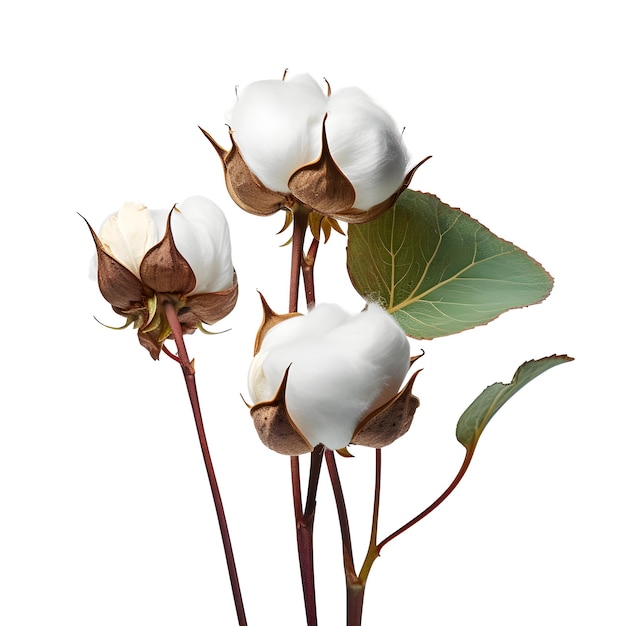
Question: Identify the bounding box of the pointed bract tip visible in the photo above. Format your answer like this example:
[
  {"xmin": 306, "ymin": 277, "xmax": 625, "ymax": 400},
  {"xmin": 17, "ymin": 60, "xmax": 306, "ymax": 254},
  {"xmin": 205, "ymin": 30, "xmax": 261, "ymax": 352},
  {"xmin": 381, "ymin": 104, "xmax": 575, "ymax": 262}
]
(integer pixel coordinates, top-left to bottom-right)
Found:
[
  {"xmin": 199, "ymin": 126, "xmax": 228, "ymax": 159},
  {"xmin": 253, "ymin": 292, "xmax": 300, "ymax": 355}
]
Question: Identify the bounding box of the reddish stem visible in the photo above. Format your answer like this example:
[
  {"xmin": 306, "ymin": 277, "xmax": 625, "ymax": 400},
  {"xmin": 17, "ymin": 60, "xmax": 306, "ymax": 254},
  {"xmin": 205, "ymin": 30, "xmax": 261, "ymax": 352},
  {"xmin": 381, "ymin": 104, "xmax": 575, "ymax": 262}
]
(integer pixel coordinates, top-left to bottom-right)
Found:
[
  {"xmin": 162, "ymin": 301, "xmax": 247, "ymax": 626},
  {"xmin": 378, "ymin": 447, "xmax": 475, "ymax": 551},
  {"xmin": 324, "ymin": 450, "xmax": 356, "ymax": 575},
  {"xmin": 292, "ymin": 446, "xmax": 324, "ymax": 626},
  {"xmin": 325, "ymin": 450, "xmax": 366, "ymax": 625},
  {"xmin": 162, "ymin": 344, "xmax": 180, "ymax": 362},
  {"xmin": 302, "ymin": 237, "xmax": 320, "ymax": 310},
  {"xmin": 289, "ymin": 206, "xmax": 309, "ymax": 313},
  {"xmin": 288, "ymin": 205, "xmax": 323, "ymax": 626}
]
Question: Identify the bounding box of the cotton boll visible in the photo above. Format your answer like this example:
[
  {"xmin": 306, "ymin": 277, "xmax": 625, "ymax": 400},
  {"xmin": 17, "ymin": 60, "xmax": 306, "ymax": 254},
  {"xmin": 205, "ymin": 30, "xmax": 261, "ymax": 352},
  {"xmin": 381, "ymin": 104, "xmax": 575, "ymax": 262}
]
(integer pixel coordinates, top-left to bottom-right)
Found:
[
  {"xmin": 87, "ymin": 197, "xmax": 238, "ymax": 359},
  {"xmin": 212, "ymin": 73, "xmax": 416, "ymax": 224},
  {"xmin": 249, "ymin": 303, "xmax": 412, "ymax": 450}
]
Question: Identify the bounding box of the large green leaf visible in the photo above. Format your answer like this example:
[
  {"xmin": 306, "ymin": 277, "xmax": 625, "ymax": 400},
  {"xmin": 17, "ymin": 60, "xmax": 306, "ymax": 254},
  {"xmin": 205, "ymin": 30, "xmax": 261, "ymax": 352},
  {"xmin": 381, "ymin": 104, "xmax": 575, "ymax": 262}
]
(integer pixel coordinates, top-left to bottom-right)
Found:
[
  {"xmin": 347, "ymin": 190, "xmax": 553, "ymax": 338},
  {"xmin": 455, "ymin": 355, "xmax": 573, "ymax": 450}
]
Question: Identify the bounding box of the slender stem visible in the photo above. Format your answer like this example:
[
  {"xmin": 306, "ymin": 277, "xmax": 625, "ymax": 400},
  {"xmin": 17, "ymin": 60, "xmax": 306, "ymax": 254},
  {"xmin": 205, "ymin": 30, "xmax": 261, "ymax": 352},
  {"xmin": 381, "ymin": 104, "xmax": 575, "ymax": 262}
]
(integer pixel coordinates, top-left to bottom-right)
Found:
[
  {"xmin": 289, "ymin": 205, "xmax": 310, "ymax": 313},
  {"xmin": 304, "ymin": 445, "xmax": 325, "ymax": 519},
  {"xmin": 378, "ymin": 447, "xmax": 475, "ymax": 551},
  {"xmin": 342, "ymin": 449, "xmax": 383, "ymax": 626},
  {"xmin": 358, "ymin": 448, "xmax": 383, "ymax": 583},
  {"xmin": 302, "ymin": 237, "xmax": 320, "ymax": 310},
  {"xmin": 346, "ymin": 584, "xmax": 365, "ymax": 626},
  {"xmin": 162, "ymin": 344, "xmax": 180, "ymax": 362},
  {"xmin": 291, "ymin": 446, "xmax": 324, "ymax": 626},
  {"xmin": 288, "ymin": 205, "xmax": 323, "ymax": 625},
  {"xmin": 291, "ymin": 455, "xmax": 303, "ymax": 517},
  {"xmin": 162, "ymin": 301, "xmax": 247, "ymax": 626},
  {"xmin": 325, "ymin": 450, "xmax": 365, "ymax": 626},
  {"xmin": 324, "ymin": 450, "xmax": 356, "ymax": 576}
]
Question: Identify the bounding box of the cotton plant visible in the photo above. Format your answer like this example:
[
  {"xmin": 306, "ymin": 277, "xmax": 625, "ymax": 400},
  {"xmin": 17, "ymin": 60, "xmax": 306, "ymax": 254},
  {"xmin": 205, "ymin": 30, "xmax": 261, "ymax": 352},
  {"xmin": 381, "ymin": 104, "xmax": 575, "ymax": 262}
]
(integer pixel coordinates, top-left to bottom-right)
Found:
[{"xmin": 85, "ymin": 72, "xmax": 572, "ymax": 626}]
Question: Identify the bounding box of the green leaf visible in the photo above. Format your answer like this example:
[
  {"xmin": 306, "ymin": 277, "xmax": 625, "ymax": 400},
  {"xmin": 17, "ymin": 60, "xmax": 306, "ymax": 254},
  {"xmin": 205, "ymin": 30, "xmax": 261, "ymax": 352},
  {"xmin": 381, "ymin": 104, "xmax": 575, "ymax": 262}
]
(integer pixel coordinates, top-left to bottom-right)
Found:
[
  {"xmin": 455, "ymin": 355, "xmax": 573, "ymax": 450},
  {"xmin": 347, "ymin": 190, "xmax": 553, "ymax": 339}
]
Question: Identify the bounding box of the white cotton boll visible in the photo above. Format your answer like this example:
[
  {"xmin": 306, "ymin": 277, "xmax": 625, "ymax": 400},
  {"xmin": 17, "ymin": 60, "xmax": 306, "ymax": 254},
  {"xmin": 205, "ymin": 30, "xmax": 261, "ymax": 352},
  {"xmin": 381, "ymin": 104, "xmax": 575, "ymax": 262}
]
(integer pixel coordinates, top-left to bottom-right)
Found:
[
  {"xmin": 98, "ymin": 202, "xmax": 159, "ymax": 277},
  {"xmin": 221, "ymin": 74, "xmax": 415, "ymax": 220},
  {"xmin": 249, "ymin": 303, "xmax": 411, "ymax": 450},
  {"xmin": 94, "ymin": 198, "xmax": 234, "ymax": 295},
  {"xmin": 326, "ymin": 88, "xmax": 409, "ymax": 210},
  {"xmin": 228, "ymin": 74, "xmax": 327, "ymax": 193},
  {"xmin": 170, "ymin": 196, "xmax": 234, "ymax": 295}
]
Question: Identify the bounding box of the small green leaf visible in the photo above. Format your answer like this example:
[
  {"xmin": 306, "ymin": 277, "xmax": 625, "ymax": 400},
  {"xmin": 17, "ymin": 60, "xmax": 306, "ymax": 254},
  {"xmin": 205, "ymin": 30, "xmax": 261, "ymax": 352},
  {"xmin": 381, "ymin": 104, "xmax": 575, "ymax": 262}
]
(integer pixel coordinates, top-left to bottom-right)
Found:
[
  {"xmin": 455, "ymin": 355, "xmax": 573, "ymax": 450},
  {"xmin": 347, "ymin": 190, "xmax": 553, "ymax": 338}
]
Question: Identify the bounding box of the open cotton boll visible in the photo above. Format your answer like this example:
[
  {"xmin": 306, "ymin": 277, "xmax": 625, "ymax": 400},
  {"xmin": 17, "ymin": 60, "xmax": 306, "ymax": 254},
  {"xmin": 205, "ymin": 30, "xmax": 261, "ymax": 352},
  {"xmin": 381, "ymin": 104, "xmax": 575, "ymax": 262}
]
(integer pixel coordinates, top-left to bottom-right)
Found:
[
  {"xmin": 228, "ymin": 74, "xmax": 327, "ymax": 193},
  {"xmin": 249, "ymin": 303, "xmax": 411, "ymax": 450},
  {"xmin": 87, "ymin": 197, "xmax": 238, "ymax": 359},
  {"xmin": 209, "ymin": 72, "xmax": 417, "ymax": 225},
  {"xmin": 98, "ymin": 198, "xmax": 234, "ymax": 296}
]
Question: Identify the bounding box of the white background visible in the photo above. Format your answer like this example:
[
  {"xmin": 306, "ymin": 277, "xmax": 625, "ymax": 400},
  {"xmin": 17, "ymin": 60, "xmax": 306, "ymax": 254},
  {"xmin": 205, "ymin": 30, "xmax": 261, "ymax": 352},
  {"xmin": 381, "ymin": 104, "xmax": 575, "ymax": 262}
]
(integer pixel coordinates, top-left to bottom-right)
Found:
[{"xmin": 1, "ymin": 1, "xmax": 623, "ymax": 624}]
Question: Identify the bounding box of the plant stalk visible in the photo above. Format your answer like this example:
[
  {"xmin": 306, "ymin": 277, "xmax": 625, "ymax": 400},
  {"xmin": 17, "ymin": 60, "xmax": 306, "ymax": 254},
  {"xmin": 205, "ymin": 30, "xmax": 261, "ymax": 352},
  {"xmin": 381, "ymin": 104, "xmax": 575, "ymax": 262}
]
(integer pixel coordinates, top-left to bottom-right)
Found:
[
  {"xmin": 325, "ymin": 450, "xmax": 364, "ymax": 626},
  {"xmin": 378, "ymin": 447, "xmax": 475, "ymax": 551},
  {"xmin": 302, "ymin": 236, "xmax": 320, "ymax": 310},
  {"xmin": 163, "ymin": 300, "xmax": 247, "ymax": 626},
  {"xmin": 288, "ymin": 204, "xmax": 323, "ymax": 626},
  {"xmin": 291, "ymin": 446, "xmax": 324, "ymax": 626},
  {"xmin": 289, "ymin": 205, "xmax": 310, "ymax": 313}
]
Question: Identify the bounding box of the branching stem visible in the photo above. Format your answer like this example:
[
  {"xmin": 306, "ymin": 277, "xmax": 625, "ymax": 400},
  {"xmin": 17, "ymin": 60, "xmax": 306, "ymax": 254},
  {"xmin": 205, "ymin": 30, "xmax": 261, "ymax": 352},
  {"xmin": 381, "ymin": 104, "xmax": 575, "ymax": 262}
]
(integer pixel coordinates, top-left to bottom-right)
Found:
[
  {"xmin": 291, "ymin": 446, "xmax": 324, "ymax": 626},
  {"xmin": 325, "ymin": 448, "xmax": 382, "ymax": 626},
  {"xmin": 378, "ymin": 447, "xmax": 475, "ymax": 551}
]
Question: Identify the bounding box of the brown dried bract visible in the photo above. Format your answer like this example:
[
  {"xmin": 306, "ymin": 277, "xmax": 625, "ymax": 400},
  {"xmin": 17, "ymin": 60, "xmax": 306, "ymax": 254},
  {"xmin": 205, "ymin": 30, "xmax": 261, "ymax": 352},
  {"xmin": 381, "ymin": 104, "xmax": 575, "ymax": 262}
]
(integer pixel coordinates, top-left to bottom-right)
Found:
[
  {"xmin": 250, "ymin": 368, "xmax": 313, "ymax": 455},
  {"xmin": 200, "ymin": 127, "xmax": 289, "ymax": 216},
  {"xmin": 178, "ymin": 273, "xmax": 238, "ymax": 328},
  {"xmin": 201, "ymin": 125, "xmax": 431, "ymax": 227},
  {"xmin": 140, "ymin": 210, "xmax": 196, "ymax": 294},
  {"xmin": 351, "ymin": 370, "xmax": 420, "ymax": 448},
  {"xmin": 287, "ymin": 116, "xmax": 356, "ymax": 216}
]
